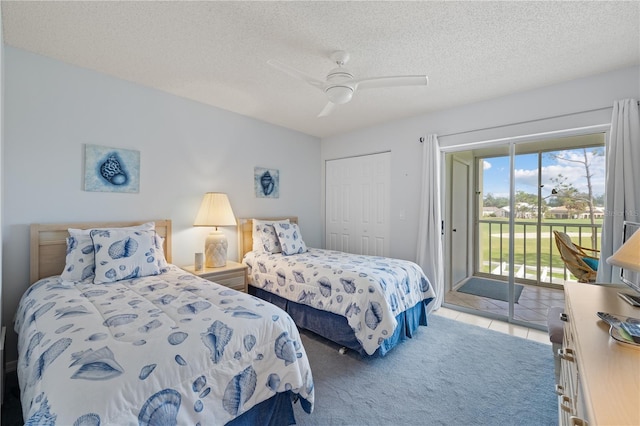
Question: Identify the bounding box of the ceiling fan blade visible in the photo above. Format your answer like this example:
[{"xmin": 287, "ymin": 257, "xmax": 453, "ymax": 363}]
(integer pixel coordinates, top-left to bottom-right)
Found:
[
  {"xmin": 267, "ymin": 59, "xmax": 324, "ymax": 89},
  {"xmin": 355, "ymin": 75, "xmax": 429, "ymax": 90},
  {"xmin": 317, "ymin": 102, "xmax": 336, "ymax": 117}
]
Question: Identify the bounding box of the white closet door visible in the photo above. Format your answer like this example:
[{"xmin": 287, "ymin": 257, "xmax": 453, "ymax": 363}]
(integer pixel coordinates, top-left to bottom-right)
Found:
[{"xmin": 325, "ymin": 152, "xmax": 390, "ymax": 256}]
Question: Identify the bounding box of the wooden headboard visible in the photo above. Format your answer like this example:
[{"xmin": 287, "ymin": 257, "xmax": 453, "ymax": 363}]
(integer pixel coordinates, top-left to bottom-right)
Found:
[
  {"xmin": 237, "ymin": 217, "xmax": 298, "ymax": 260},
  {"xmin": 30, "ymin": 219, "xmax": 172, "ymax": 284}
]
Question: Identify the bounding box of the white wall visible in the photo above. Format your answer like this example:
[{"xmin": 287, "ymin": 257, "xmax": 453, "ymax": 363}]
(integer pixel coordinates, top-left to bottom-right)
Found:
[
  {"xmin": 2, "ymin": 46, "xmax": 322, "ymax": 364},
  {"xmin": 321, "ymin": 66, "xmax": 640, "ymax": 263}
]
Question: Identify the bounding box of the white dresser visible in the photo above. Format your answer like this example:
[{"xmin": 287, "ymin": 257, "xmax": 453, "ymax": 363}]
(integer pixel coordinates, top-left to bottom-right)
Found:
[{"xmin": 559, "ymin": 282, "xmax": 640, "ymax": 425}]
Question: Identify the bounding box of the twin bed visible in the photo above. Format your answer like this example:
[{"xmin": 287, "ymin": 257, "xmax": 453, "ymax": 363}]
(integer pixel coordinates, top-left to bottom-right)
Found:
[
  {"xmin": 238, "ymin": 217, "xmax": 436, "ymax": 357},
  {"xmin": 16, "ymin": 220, "xmax": 314, "ymax": 425},
  {"xmin": 15, "ymin": 217, "xmax": 435, "ymax": 425}
]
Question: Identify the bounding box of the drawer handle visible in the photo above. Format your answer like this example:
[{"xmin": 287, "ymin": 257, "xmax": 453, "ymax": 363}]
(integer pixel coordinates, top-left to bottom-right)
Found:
[
  {"xmin": 558, "ymin": 348, "xmax": 575, "ymax": 362},
  {"xmin": 560, "ymin": 312, "xmax": 568, "ymax": 322},
  {"xmin": 561, "ymin": 395, "xmax": 574, "ymax": 413},
  {"xmin": 569, "ymin": 416, "xmax": 588, "ymax": 426},
  {"xmin": 555, "ymin": 384, "xmax": 564, "ymax": 395}
]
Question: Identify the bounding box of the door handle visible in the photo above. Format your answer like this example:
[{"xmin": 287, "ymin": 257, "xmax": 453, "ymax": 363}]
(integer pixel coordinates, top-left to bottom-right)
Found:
[{"xmin": 452, "ymin": 229, "xmax": 457, "ymax": 232}]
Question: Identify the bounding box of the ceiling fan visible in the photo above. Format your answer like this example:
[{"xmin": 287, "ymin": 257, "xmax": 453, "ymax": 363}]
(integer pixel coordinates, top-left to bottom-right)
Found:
[{"xmin": 267, "ymin": 50, "xmax": 429, "ymax": 117}]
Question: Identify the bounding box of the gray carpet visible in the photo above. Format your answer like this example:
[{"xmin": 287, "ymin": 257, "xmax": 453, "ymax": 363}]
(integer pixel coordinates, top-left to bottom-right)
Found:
[
  {"xmin": 293, "ymin": 314, "xmax": 557, "ymax": 426},
  {"xmin": 2, "ymin": 315, "xmax": 557, "ymax": 426},
  {"xmin": 458, "ymin": 277, "xmax": 525, "ymax": 303}
]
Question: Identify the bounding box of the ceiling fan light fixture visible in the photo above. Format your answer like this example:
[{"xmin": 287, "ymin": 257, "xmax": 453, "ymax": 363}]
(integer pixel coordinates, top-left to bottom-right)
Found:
[{"xmin": 325, "ymin": 85, "xmax": 354, "ymax": 104}]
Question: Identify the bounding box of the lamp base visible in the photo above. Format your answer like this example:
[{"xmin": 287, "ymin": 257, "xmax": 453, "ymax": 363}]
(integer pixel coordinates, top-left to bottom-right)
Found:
[{"xmin": 205, "ymin": 230, "xmax": 228, "ymax": 268}]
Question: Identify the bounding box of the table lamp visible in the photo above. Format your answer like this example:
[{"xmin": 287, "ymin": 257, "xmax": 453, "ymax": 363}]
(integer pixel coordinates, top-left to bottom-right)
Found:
[
  {"xmin": 194, "ymin": 192, "xmax": 237, "ymax": 267},
  {"xmin": 607, "ymin": 228, "xmax": 640, "ymax": 271},
  {"xmin": 606, "ymin": 226, "xmax": 640, "ymax": 306}
]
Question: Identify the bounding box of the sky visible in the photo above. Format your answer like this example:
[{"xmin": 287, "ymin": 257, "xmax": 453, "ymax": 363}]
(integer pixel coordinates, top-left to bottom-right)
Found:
[{"xmin": 482, "ymin": 148, "xmax": 605, "ymax": 200}]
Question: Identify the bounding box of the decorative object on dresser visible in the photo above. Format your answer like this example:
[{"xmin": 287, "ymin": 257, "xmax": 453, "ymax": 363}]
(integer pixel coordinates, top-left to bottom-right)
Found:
[
  {"xmin": 557, "ymin": 283, "xmax": 640, "ymax": 425},
  {"xmin": 194, "ymin": 252, "xmax": 204, "ymax": 271},
  {"xmin": 193, "ymin": 192, "xmax": 237, "ymax": 267},
  {"xmin": 181, "ymin": 260, "xmax": 248, "ymax": 293},
  {"xmin": 606, "ymin": 221, "xmax": 640, "ymax": 307}
]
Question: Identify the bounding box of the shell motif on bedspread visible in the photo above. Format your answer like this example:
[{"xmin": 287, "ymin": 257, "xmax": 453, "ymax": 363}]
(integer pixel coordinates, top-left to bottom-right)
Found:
[
  {"xmin": 201, "ymin": 320, "xmax": 233, "ymax": 363},
  {"xmin": 340, "ymin": 277, "xmax": 357, "ymax": 294},
  {"xmin": 292, "ymin": 270, "xmax": 305, "ymax": 283},
  {"xmin": 31, "ymin": 338, "xmax": 72, "ymax": 386},
  {"xmin": 318, "ymin": 277, "xmax": 332, "ymax": 297},
  {"xmin": 244, "ymin": 247, "xmax": 435, "ymax": 355},
  {"xmin": 73, "ymin": 413, "xmax": 101, "ymax": 426},
  {"xmin": 138, "ymin": 388, "xmax": 181, "ymax": 426},
  {"xmin": 274, "ymin": 331, "xmax": 303, "ymax": 366},
  {"xmin": 69, "ymin": 346, "xmax": 124, "ymax": 381},
  {"xmin": 365, "ymin": 302, "xmax": 383, "ymax": 330},
  {"xmin": 223, "ymin": 366, "xmax": 257, "ymax": 416},
  {"xmin": 24, "ymin": 332, "xmax": 44, "ymax": 367},
  {"xmin": 16, "ymin": 265, "xmax": 315, "ymax": 424}
]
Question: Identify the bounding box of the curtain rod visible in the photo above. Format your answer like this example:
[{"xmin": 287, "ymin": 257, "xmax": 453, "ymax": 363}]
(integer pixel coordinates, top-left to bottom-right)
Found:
[{"xmin": 420, "ymin": 101, "xmax": 639, "ymax": 142}]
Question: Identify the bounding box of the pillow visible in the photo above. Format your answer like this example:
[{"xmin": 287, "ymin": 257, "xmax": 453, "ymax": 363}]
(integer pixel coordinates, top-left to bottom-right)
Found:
[
  {"xmin": 155, "ymin": 234, "xmax": 170, "ymax": 272},
  {"xmin": 582, "ymin": 257, "xmax": 599, "ymax": 271},
  {"xmin": 91, "ymin": 229, "xmax": 161, "ymax": 284},
  {"xmin": 252, "ymin": 219, "xmax": 290, "ymax": 252},
  {"xmin": 68, "ymin": 221, "xmax": 155, "ymax": 236},
  {"xmin": 274, "ymin": 222, "xmax": 307, "ymax": 255},
  {"xmin": 60, "ymin": 222, "xmax": 156, "ymax": 282},
  {"xmin": 60, "ymin": 235, "xmax": 96, "ymax": 281},
  {"xmin": 257, "ymin": 224, "xmax": 283, "ymax": 253}
]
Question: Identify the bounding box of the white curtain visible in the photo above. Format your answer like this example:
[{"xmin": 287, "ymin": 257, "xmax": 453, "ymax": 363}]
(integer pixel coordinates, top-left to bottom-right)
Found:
[
  {"xmin": 597, "ymin": 99, "xmax": 640, "ymax": 283},
  {"xmin": 416, "ymin": 134, "xmax": 444, "ymax": 310}
]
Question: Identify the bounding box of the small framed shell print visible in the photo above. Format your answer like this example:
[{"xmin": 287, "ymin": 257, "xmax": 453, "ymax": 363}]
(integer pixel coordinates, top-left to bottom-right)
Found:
[
  {"xmin": 84, "ymin": 144, "xmax": 140, "ymax": 193},
  {"xmin": 254, "ymin": 167, "xmax": 279, "ymax": 198}
]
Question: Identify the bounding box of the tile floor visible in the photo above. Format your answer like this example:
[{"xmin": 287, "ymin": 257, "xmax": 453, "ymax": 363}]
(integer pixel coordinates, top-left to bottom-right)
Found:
[
  {"xmin": 444, "ymin": 283, "xmax": 566, "ymax": 328},
  {"xmin": 433, "ymin": 305, "xmax": 553, "ymax": 345}
]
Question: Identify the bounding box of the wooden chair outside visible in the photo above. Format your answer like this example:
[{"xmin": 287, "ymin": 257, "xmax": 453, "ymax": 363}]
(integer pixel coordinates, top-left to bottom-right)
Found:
[{"xmin": 553, "ymin": 230, "xmax": 599, "ymax": 283}]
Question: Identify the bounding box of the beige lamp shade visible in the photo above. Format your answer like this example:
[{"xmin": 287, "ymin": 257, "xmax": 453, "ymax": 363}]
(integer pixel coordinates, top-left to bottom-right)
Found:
[
  {"xmin": 607, "ymin": 229, "xmax": 640, "ymax": 272},
  {"xmin": 194, "ymin": 192, "xmax": 237, "ymax": 227},
  {"xmin": 194, "ymin": 193, "xmax": 236, "ymax": 267}
]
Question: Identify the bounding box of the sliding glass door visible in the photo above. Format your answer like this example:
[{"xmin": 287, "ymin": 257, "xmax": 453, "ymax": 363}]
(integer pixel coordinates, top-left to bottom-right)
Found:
[{"xmin": 445, "ymin": 133, "xmax": 605, "ymax": 328}]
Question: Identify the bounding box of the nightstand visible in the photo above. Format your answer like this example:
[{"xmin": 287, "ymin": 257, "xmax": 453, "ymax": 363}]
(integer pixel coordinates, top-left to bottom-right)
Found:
[{"xmin": 182, "ymin": 260, "xmax": 248, "ymax": 293}]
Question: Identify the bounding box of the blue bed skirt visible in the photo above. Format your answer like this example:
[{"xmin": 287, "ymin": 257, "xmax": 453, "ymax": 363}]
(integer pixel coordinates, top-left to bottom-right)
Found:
[
  {"xmin": 249, "ymin": 285, "xmax": 433, "ymax": 357},
  {"xmin": 226, "ymin": 390, "xmax": 307, "ymax": 426}
]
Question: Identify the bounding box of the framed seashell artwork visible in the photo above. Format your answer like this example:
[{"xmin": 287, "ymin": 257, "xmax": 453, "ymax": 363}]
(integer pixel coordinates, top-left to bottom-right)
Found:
[
  {"xmin": 254, "ymin": 166, "xmax": 279, "ymax": 198},
  {"xmin": 84, "ymin": 144, "xmax": 140, "ymax": 193}
]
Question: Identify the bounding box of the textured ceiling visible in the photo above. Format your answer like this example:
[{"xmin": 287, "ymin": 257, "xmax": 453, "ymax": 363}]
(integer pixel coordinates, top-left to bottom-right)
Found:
[{"xmin": 2, "ymin": 1, "xmax": 639, "ymax": 138}]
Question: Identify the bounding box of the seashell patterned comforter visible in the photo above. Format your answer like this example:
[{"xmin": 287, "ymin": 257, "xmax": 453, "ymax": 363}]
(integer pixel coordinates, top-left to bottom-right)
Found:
[
  {"xmin": 15, "ymin": 265, "xmax": 314, "ymax": 425},
  {"xmin": 244, "ymin": 248, "xmax": 436, "ymax": 355}
]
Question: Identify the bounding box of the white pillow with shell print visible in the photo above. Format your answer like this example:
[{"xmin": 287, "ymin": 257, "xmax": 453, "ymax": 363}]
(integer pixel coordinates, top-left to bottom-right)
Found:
[
  {"xmin": 252, "ymin": 219, "xmax": 290, "ymax": 252},
  {"xmin": 91, "ymin": 229, "xmax": 161, "ymax": 284},
  {"xmin": 274, "ymin": 222, "xmax": 308, "ymax": 255},
  {"xmin": 60, "ymin": 222, "xmax": 156, "ymax": 282}
]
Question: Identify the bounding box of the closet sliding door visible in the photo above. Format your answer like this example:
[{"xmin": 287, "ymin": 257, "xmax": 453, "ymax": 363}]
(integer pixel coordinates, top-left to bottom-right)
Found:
[{"xmin": 325, "ymin": 152, "xmax": 391, "ymax": 256}]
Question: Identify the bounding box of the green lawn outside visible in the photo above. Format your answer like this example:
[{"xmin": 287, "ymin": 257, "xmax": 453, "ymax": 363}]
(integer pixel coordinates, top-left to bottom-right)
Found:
[{"xmin": 478, "ymin": 218, "xmax": 603, "ymax": 282}]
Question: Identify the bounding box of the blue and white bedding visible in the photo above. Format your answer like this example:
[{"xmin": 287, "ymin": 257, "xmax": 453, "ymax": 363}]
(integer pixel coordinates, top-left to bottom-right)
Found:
[
  {"xmin": 244, "ymin": 248, "xmax": 436, "ymax": 355},
  {"xmin": 15, "ymin": 265, "xmax": 314, "ymax": 425}
]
